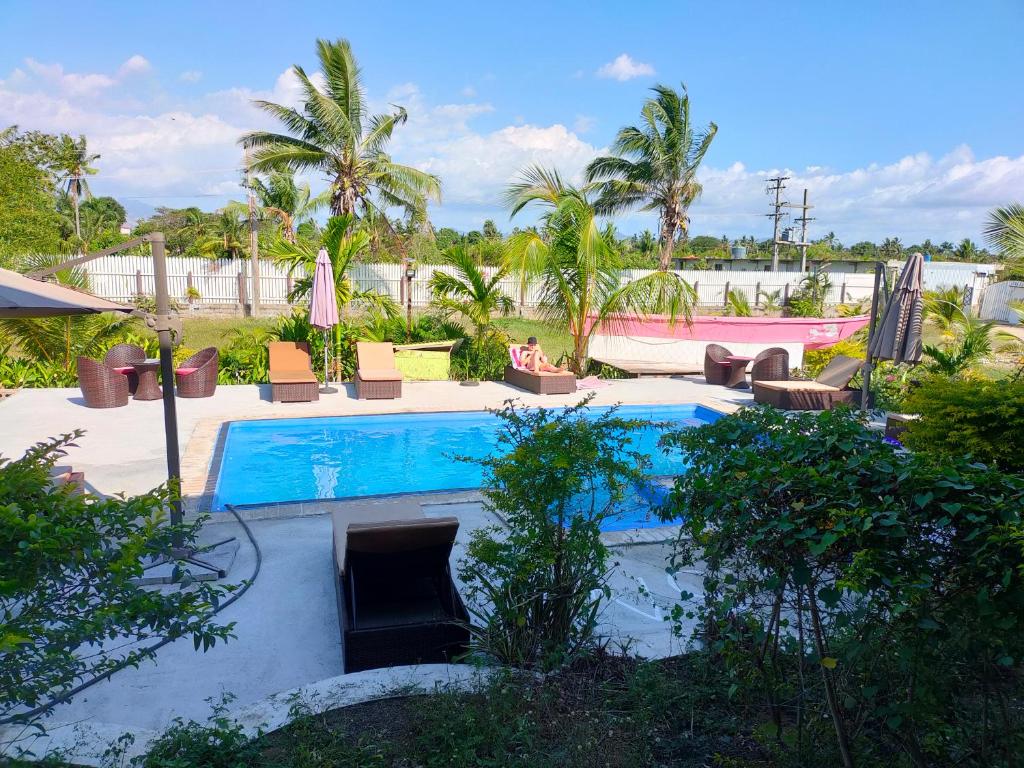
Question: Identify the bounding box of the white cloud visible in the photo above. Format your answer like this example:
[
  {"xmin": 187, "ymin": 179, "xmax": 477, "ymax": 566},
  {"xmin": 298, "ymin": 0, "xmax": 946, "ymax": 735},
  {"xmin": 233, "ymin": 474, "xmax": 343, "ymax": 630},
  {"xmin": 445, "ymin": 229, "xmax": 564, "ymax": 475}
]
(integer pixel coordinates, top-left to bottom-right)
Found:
[
  {"xmin": 596, "ymin": 54, "xmax": 655, "ymax": 82},
  {"xmin": 179, "ymin": 69, "xmax": 203, "ymax": 83},
  {"xmin": 573, "ymin": 114, "xmax": 595, "ymax": 134},
  {"xmin": 0, "ymin": 55, "xmax": 1019, "ymax": 242},
  {"xmin": 460, "ymin": 85, "xmax": 476, "ymax": 98},
  {"xmin": 117, "ymin": 55, "xmax": 151, "ymax": 77}
]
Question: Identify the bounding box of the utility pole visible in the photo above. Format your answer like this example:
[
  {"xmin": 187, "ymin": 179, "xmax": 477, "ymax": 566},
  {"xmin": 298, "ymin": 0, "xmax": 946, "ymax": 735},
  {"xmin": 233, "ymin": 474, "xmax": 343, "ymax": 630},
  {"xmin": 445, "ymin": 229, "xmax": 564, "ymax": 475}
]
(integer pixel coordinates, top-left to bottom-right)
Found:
[
  {"xmin": 784, "ymin": 189, "xmax": 815, "ymax": 272},
  {"xmin": 765, "ymin": 176, "xmax": 789, "ymax": 271},
  {"xmin": 245, "ymin": 148, "xmax": 261, "ymax": 317}
]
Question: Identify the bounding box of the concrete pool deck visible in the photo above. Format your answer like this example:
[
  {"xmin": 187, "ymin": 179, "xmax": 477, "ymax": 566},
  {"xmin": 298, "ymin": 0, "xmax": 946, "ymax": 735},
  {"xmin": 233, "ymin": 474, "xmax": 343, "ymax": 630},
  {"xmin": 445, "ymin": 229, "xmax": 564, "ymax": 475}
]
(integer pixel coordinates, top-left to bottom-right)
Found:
[{"xmin": 0, "ymin": 378, "xmax": 749, "ymax": 760}]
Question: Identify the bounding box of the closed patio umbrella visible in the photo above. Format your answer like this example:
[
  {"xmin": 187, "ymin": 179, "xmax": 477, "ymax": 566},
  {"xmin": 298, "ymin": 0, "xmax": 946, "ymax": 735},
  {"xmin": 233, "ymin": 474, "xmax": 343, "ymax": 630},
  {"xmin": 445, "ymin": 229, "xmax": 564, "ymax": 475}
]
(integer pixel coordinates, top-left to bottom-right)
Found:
[
  {"xmin": 309, "ymin": 248, "xmax": 340, "ymax": 394},
  {"xmin": 869, "ymin": 251, "xmax": 925, "ymax": 364},
  {"xmin": 0, "ymin": 267, "xmax": 132, "ymax": 317}
]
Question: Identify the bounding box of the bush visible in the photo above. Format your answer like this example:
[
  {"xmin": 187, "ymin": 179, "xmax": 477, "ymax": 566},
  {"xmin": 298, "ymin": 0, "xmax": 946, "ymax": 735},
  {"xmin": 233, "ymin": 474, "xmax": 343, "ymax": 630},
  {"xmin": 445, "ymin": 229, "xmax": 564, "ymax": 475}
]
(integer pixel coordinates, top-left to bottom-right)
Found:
[
  {"xmin": 134, "ymin": 696, "xmax": 260, "ymax": 768},
  {"xmin": 457, "ymin": 398, "xmax": 651, "ymax": 669},
  {"xmin": 801, "ymin": 338, "xmax": 867, "ymax": 378},
  {"xmin": 661, "ymin": 406, "xmax": 1024, "ymax": 767},
  {"xmin": 0, "ymin": 434, "xmax": 233, "ymax": 730},
  {"xmin": 901, "ymin": 375, "xmax": 1024, "ymax": 473},
  {"xmin": 450, "ymin": 330, "xmax": 511, "ymax": 381}
]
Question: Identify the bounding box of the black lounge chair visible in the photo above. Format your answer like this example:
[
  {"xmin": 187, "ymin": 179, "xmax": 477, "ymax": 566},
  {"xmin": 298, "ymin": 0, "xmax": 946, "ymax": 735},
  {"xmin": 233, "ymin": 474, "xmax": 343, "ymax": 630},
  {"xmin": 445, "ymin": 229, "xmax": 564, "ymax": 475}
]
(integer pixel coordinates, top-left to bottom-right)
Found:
[{"xmin": 332, "ymin": 514, "xmax": 469, "ymax": 672}]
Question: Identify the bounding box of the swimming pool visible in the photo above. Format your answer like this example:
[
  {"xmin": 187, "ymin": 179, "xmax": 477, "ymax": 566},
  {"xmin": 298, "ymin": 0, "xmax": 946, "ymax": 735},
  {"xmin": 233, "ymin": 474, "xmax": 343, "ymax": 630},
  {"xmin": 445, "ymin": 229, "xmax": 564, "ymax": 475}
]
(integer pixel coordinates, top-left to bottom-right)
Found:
[{"xmin": 212, "ymin": 404, "xmax": 721, "ymax": 530}]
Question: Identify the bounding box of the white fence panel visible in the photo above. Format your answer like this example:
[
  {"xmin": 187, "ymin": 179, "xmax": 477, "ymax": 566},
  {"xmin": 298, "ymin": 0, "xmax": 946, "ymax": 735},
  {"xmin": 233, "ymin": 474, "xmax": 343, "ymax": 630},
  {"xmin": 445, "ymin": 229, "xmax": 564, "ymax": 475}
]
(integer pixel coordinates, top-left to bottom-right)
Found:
[{"xmin": 980, "ymin": 281, "xmax": 1024, "ymax": 324}]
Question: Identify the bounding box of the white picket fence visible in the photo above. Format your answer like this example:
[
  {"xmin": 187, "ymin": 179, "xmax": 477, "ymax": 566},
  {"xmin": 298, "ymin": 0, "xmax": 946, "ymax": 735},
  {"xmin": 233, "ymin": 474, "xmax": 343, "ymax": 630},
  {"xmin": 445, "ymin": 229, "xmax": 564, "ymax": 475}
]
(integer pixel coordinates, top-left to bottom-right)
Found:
[
  {"xmin": 980, "ymin": 280, "xmax": 1024, "ymax": 324},
  {"xmin": 80, "ymin": 256, "xmax": 879, "ymax": 310}
]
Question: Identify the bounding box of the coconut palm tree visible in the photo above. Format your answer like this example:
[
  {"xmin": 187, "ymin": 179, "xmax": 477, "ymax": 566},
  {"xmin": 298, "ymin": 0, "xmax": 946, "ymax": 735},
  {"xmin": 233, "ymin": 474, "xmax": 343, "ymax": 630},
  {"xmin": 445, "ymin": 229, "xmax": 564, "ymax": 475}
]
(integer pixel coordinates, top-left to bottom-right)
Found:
[
  {"xmin": 51, "ymin": 134, "xmax": 100, "ymax": 242},
  {"xmin": 245, "ymin": 171, "xmax": 330, "ymax": 243},
  {"xmin": 502, "ymin": 166, "xmax": 697, "ymax": 374},
  {"xmin": 240, "ymin": 38, "xmax": 441, "ymax": 220},
  {"xmin": 923, "ymin": 310, "xmax": 995, "ymax": 377},
  {"xmin": 198, "ymin": 210, "xmax": 248, "ymax": 259},
  {"xmin": 585, "ymin": 84, "xmax": 717, "ymax": 270},
  {"xmin": 429, "ymin": 246, "xmax": 514, "ymax": 341},
  {"xmin": 984, "ymin": 204, "xmax": 1024, "ymax": 266}
]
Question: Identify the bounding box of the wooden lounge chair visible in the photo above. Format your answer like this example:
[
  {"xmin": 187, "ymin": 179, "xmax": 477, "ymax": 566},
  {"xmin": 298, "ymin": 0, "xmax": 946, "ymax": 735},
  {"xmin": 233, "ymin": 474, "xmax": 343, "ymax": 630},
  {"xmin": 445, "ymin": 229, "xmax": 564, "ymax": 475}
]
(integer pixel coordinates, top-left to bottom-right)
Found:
[
  {"xmin": 355, "ymin": 342, "xmax": 402, "ymax": 400},
  {"xmin": 175, "ymin": 347, "xmax": 218, "ymax": 398},
  {"xmin": 753, "ymin": 354, "xmax": 863, "ymax": 411},
  {"xmin": 268, "ymin": 341, "xmax": 319, "ymax": 403},
  {"xmin": 331, "ymin": 513, "xmax": 469, "ymax": 672},
  {"xmin": 77, "ymin": 356, "xmax": 129, "ymax": 408},
  {"xmin": 503, "ymin": 345, "xmax": 577, "ymax": 395},
  {"xmin": 703, "ymin": 343, "xmax": 733, "ymax": 385}
]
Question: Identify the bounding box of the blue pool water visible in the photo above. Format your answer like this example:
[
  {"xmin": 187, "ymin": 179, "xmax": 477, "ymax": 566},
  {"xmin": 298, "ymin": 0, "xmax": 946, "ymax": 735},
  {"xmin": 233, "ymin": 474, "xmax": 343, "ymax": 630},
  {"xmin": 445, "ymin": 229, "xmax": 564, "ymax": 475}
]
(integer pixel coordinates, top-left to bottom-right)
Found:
[{"xmin": 213, "ymin": 404, "xmax": 721, "ymax": 531}]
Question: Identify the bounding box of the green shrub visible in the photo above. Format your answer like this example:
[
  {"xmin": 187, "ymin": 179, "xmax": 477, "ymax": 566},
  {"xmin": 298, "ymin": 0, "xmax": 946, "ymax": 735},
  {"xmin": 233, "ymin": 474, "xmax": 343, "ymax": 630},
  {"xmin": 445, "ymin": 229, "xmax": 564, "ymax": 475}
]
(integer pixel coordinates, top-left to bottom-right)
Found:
[
  {"xmin": 457, "ymin": 398, "xmax": 650, "ymax": 669},
  {"xmin": 901, "ymin": 375, "xmax": 1024, "ymax": 472},
  {"xmin": 0, "ymin": 434, "xmax": 233, "ymax": 729},
  {"xmin": 801, "ymin": 338, "xmax": 866, "ymax": 378},
  {"xmin": 661, "ymin": 406, "xmax": 1024, "ymax": 767},
  {"xmin": 134, "ymin": 695, "xmax": 260, "ymax": 768},
  {"xmin": 450, "ymin": 330, "xmax": 510, "ymax": 381}
]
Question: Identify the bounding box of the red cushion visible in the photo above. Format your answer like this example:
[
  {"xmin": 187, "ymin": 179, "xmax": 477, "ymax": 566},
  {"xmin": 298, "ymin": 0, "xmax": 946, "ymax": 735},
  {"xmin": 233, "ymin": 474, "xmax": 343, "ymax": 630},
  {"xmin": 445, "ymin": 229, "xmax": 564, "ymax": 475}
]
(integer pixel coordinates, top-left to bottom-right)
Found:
[
  {"xmin": 176, "ymin": 367, "xmax": 198, "ymax": 376},
  {"xmin": 112, "ymin": 366, "xmax": 135, "ymax": 375}
]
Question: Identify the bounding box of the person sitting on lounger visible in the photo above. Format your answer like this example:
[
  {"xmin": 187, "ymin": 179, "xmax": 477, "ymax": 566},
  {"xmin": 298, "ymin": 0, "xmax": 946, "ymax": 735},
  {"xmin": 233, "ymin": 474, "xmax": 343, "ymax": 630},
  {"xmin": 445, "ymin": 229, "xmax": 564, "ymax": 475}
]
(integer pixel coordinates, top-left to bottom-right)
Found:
[{"xmin": 519, "ymin": 337, "xmax": 566, "ymax": 373}]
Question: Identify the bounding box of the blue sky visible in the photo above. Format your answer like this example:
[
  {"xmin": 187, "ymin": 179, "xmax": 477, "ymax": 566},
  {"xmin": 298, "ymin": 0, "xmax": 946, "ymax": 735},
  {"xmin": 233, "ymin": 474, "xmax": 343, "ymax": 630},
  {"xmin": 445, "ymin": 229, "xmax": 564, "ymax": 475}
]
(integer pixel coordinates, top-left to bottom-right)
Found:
[{"xmin": 2, "ymin": 0, "xmax": 1021, "ymax": 243}]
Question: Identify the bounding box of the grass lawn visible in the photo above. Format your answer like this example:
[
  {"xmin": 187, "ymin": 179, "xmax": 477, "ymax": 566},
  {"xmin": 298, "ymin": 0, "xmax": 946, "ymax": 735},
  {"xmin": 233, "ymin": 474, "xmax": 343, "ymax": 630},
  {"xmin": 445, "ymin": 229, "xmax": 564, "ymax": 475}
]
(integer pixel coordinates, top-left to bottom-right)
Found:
[{"xmin": 493, "ymin": 317, "xmax": 573, "ymax": 362}]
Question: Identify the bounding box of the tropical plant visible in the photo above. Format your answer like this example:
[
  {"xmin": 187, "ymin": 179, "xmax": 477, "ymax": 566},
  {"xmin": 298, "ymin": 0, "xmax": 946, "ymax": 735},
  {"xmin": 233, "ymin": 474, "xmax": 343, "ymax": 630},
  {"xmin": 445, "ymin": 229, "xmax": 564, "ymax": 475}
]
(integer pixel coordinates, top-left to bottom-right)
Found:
[
  {"xmin": 585, "ymin": 84, "xmax": 717, "ymax": 270},
  {"xmin": 429, "ymin": 247, "xmax": 513, "ymax": 339},
  {"xmin": 902, "ymin": 375, "xmax": 1024, "ymax": 473},
  {"xmin": 241, "ymin": 38, "xmax": 441, "ymax": 218},
  {"xmin": 758, "ymin": 288, "xmax": 783, "ymax": 315},
  {"xmin": 236, "ymin": 171, "xmax": 330, "ymax": 243},
  {"xmin": 457, "ymin": 398, "xmax": 650, "ymax": 670},
  {"xmin": 198, "ymin": 210, "xmax": 248, "ymax": 259},
  {"xmin": 880, "ymin": 236, "xmax": 903, "ymax": 260},
  {"xmin": 502, "ymin": 166, "xmax": 697, "ymax": 374},
  {"xmin": 725, "ymin": 288, "xmax": 751, "ymax": 317},
  {"xmin": 922, "ymin": 310, "xmax": 995, "ymax": 376},
  {"xmin": 0, "ymin": 434, "xmax": 233, "ymax": 731},
  {"xmin": 786, "ymin": 270, "xmax": 833, "ymax": 317},
  {"xmin": 983, "ymin": 203, "xmax": 1024, "ymax": 262},
  {"xmin": 662, "ymin": 407, "xmax": 1024, "ymax": 767},
  {"xmin": 49, "ymin": 134, "xmax": 99, "ymax": 242},
  {"xmin": 923, "ymin": 286, "xmax": 965, "ymax": 337}
]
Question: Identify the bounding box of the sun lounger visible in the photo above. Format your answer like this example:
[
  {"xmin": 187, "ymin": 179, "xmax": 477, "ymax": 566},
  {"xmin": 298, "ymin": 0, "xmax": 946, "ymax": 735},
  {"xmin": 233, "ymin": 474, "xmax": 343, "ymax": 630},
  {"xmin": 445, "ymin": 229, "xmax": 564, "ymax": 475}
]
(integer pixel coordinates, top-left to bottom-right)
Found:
[
  {"xmin": 753, "ymin": 354, "xmax": 863, "ymax": 410},
  {"xmin": 503, "ymin": 345, "xmax": 577, "ymax": 395},
  {"xmin": 268, "ymin": 341, "xmax": 319, "ymax": 403},
  {"xmin": 355, "ymin": 342, "xmax": 402, "ymax": 400},
  {"xmin": 331, "ymin": 512, "xmax": 469, "ymax": 672}
]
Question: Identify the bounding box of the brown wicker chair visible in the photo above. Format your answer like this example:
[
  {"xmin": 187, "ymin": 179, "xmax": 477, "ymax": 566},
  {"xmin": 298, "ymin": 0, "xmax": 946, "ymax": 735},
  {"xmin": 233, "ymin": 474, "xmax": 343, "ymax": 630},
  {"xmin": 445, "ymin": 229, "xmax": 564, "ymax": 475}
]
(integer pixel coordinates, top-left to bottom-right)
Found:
[
  {"xmin": 355, "ymin": 342, "xmax": 402, "ymax": 400},
  {"xmin": 175, "ymin": 347, "xmax": 218, "ymax": 398},
  {"xmin": 749, "ymin": 347, "xmax": 790, "ymax": 386},
  {"xmin": 103, "ymin": 343, "xmax": 146, "ymax": 394},
  {"xmin": 77, "ymin": 356, "xmax": 129, "ymax": 408},
  {"xmin": 703, "ymin": 343, "xmax": 733, "ymax": 385}
]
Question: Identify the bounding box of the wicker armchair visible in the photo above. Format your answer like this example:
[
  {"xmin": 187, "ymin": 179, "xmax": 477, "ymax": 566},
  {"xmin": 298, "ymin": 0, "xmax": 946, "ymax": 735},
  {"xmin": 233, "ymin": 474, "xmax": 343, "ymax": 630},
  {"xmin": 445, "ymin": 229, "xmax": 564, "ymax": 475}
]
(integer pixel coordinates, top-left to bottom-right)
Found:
[
  {"xmin": 749, "ymin": 347, "xmax": 789, "ymax": 386},
  {"xmin": 103, "ymin": 343, "xmax": 146, "ymax": 393},
  {"xmin": 78, "ymin": 356, "xmax": 129, "ymax": 408},
  {"xmin": 175, "ymin": 347, "xmax": 218, "ymax": 398},
  {"xmin": 703, "ymin": 344, "xmax": 733, "ymax": 385}
]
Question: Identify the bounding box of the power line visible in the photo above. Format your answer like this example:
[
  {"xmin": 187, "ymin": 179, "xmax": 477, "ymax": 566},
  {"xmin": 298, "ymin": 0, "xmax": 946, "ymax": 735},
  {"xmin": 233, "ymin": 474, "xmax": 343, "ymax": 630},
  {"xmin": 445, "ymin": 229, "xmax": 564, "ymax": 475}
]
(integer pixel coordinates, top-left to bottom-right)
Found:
[{"xmin": 765, "ymin": 176, "xmax": 789, "ymax": 271}]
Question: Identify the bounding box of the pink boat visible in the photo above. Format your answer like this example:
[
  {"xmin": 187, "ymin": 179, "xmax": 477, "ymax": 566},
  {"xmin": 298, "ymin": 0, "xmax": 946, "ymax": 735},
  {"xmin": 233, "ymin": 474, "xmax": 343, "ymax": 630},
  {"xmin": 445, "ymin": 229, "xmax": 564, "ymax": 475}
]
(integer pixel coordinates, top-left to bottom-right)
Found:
[{"xmin": 587, "ymin": 314, "xmax": 870, "ymax": 373}]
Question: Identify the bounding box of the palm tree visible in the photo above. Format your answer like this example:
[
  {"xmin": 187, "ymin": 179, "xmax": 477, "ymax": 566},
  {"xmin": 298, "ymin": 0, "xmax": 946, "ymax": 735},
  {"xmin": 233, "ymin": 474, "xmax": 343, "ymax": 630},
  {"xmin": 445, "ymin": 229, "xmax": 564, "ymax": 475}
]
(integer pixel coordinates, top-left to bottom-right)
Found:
[
  {"xmin": 923, "ymin": 286, "xmax": 965, "ymax": 338},
  {"xmin": 585, "ymin": 84, "xmax": 717, "ymax": 270},
  {"xmin": 267, "ymin": 214, "xmax": 396, "ymax": 318},
  {"xmin": 954, "ymin": 238, "xmax": 979, "ymax": 262},
  {"xmin": 51, "ymin": 134, "xmax": 100, "ymax": 242},
  {"xmin": 984, "ymin": 204, "xmax": 1024, "ymax": 266},
  {"xmin": 880, "ymin": 237, "xmax": 904, "ymax": 260},
  {"xmin": 246, "ymin": 171, "xmax": 330, "ymax": 243},
  {"xmin": 502, "ymin": 166, "xmax": 697, "ymax": 374},
  {"xmin": 240, "ymin": 38, "xmax": 441, "ymax": 219},
  {"xmin": 429, "ymin": 246, "xmax": 514, "ymax": 341},
  {"xmin": 198, "ymin": 210, "xmax": 248, "ymax": 259},
  {"xmin": 923, "ymin": 310, "xmax": 995, "ymax": 376}
]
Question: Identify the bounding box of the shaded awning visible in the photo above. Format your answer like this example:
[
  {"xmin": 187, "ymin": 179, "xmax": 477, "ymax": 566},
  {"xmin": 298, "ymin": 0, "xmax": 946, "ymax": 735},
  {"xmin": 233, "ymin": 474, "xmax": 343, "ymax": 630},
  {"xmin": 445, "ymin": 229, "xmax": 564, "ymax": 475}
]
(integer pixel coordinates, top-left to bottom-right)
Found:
[{"xmin": 0, "ymin": 267, "xmax": 132, "ymax": 318}]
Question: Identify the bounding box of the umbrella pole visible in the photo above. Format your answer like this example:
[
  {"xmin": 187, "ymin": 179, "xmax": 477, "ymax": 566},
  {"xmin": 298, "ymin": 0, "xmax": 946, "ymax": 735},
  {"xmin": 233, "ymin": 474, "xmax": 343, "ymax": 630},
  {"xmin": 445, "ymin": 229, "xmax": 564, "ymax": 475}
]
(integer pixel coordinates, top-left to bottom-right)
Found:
[
  {"xmin": 861, "ymin": 262, "xmax": 883, "ymax": 413},
  {"xmin": 320, "ymin": 328, "xmax": 336, "ymax": 394}
]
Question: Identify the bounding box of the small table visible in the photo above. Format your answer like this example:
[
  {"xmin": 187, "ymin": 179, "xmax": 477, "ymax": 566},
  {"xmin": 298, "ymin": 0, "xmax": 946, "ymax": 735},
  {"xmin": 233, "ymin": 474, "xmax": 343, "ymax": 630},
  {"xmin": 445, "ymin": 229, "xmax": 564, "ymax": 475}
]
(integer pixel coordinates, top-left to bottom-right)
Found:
[
  {"xmin": 724, "ymin": 355, "xmax": 754, "ymax": 389},
  {"xmin": 132, "ymin": 359, "xmax": 162, "ymax": 400}
]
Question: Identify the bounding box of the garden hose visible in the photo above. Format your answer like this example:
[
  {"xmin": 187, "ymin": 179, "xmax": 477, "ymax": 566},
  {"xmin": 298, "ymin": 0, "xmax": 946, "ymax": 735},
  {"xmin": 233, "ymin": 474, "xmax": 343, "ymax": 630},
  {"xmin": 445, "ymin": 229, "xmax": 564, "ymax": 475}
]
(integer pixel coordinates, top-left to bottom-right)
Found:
[{"xmin": 0, "ymin": 504, "xmax": 262, "ymax": 727}]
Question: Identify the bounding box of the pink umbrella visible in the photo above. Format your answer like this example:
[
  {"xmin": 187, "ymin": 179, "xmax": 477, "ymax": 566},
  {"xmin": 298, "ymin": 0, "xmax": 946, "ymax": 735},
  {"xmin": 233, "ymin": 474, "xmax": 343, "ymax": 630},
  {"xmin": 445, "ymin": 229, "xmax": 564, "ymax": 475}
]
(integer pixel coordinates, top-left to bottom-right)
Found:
[{"xmin": 309, "ymin": 248, "xmax": 339, "ymax": 393}]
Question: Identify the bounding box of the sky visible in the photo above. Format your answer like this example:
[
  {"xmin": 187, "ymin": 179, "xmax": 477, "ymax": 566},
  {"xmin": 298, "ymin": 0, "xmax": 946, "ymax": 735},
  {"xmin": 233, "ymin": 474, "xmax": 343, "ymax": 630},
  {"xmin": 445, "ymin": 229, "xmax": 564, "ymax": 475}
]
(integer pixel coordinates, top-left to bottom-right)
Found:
[{"xmin": 1, "ymin": 0, "xmax": 1021, "ymax": 244}]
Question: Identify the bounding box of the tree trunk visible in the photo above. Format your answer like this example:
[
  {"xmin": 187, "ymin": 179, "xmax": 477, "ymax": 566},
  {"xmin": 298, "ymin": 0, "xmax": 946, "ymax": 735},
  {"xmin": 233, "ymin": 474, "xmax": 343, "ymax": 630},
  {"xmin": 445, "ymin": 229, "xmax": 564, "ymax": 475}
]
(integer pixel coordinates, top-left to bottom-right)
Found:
[
  {"xmin": 808, "ymin": 592, "xmax": 856, "ymax": 768},
  {"xmin": 658, "ymin": 216, "xmax": 676, "ymax": 271},
  {"xmin": 72, "ymin": 185, "xmax": 81, "ymax": 243}
]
